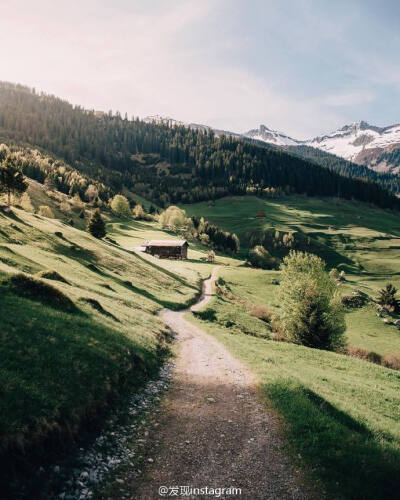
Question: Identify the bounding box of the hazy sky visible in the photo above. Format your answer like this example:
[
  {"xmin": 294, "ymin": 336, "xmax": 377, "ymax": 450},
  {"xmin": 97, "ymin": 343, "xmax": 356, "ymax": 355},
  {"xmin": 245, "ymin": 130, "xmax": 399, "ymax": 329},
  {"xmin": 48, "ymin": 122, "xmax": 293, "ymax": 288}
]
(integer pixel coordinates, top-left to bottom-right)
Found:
[{"xmin": 1, "ymin": 0, "xmax": 399, "ymax": 138}]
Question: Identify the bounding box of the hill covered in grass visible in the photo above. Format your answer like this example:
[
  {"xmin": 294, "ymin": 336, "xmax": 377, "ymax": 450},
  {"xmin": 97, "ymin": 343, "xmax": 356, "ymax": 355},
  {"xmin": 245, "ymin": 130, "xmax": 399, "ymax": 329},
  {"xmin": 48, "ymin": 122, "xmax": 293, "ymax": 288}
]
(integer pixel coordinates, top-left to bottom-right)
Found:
[
  {"xmin": 0, "ymin": 186, "xmax": 217, "ymax": 492},
  {"xmin": 0, "ymin": 81, "xmax": 399, "ymax": 210}
]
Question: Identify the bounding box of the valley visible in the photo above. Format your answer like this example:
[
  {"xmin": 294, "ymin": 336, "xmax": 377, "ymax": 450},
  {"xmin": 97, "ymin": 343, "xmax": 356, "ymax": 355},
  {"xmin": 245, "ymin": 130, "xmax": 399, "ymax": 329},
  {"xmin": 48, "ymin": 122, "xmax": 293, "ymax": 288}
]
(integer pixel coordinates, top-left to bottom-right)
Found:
[{"xmin": 0, "ymin": 84, "xmax": 400, "ymax": 499}]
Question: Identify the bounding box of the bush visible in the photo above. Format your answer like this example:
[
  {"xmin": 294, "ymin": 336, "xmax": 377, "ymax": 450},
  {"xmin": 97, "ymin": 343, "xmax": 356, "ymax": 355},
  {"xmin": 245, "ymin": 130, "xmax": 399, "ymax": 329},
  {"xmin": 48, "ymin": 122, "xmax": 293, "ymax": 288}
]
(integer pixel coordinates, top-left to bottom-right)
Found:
[
  {"xmin": 1, "ymin": 273, "xmax": 77, "ymax": 312},
  {"xmin": 193, "ymin": 308, "xmax": 217, "ymax": 322},
  {"xmin": 19, "ymin": 192, "xmax": 34, "ymax": 213},
  {"xmin": 346, "ymin": 346, "xmax": 382, "ymax": 365},
  {"xmin": 341, "ymin": 291, "xmax": 368, "ymax": 308},
  {"xmin": 38, "ymin": 205, "xmax": 55, "ymax": 218},
  {"xmin": 248, "ymin": 245, "xmax": 279, "ymax": 269},
  {"xmin": 110, "ymin": 194, "xmax": 131, "ymax": 217},
  {"xmin": 250, "ymin": 305, "xmax": 272, "ymax": 322},
  {"xmin": 278, "ymin": 251, "xmax": 346, "ymax": 351},
  {"xmin": 59, "ymin": 201, "xmax": 71, "ymax": 213},
  {"xmin": 132, "ymin": 204, "xmax": 145, "ymax": 220},
  {"xmin": 329, "ymin": 268, "xmax": 340, "ymax": 280},
  {"xmin": 206, "ymin": 250, "xmax": 215, "ymax": 262},
  {"xmin": 382, "ymin": 352, "xmax": 400, "ymax": 371},
  {"xmin": 159, "ymin": 206, "xmax": 193, "ymax": 234}
]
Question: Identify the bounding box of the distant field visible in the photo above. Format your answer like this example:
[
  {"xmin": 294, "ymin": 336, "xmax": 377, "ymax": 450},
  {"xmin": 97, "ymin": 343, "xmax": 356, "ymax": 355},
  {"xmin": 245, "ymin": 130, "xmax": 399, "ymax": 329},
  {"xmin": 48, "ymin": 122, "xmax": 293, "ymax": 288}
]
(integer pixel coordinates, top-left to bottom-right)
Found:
[
  {"xmin": 183, "ymin": 194, "xmax": 400, "ymax": 289},
  {"xmin": 184, "ymin": 195, "xmax": 400, "ymax": 355}
]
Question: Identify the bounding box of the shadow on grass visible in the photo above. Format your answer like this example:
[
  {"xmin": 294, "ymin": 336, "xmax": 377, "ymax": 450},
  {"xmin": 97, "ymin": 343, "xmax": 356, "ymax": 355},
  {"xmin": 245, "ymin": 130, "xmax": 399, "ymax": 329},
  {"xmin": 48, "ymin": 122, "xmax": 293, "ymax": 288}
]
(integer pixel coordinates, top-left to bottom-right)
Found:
[
  {"xmin": 265, "ymin": 380, "xmax": 400, "ymax": 499},
  {"xmin": 122, "ymin": 281, "xmax": 199, "ymax": 311},
  {"xmin": 52, "ymin": 240, "xmax": 99, "ymax": 267}
]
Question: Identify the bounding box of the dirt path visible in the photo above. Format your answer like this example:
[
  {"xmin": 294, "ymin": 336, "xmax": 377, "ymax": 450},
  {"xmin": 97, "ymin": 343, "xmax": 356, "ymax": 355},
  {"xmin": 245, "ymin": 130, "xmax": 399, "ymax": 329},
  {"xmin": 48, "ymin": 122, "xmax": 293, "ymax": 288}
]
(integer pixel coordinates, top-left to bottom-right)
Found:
[{"xmin": 129, "ymin": 267, "xmax": 311, "ymax": 500}]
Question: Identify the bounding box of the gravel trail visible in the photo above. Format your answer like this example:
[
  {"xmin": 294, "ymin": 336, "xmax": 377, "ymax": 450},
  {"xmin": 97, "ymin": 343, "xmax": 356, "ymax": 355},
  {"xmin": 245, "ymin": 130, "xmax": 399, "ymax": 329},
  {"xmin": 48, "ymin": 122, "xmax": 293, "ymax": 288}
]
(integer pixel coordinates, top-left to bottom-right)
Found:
[{"xmin": 128, "ymin": 267, "xmax": 312, "ymax": 500}]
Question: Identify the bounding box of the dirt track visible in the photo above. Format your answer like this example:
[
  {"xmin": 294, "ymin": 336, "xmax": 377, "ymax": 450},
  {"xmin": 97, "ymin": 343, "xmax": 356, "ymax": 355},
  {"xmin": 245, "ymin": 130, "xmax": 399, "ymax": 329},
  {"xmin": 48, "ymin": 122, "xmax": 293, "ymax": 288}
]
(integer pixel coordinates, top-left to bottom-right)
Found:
[{"xmin": 130, "ymin": 267, "xmax": 311, "ymax": 500}]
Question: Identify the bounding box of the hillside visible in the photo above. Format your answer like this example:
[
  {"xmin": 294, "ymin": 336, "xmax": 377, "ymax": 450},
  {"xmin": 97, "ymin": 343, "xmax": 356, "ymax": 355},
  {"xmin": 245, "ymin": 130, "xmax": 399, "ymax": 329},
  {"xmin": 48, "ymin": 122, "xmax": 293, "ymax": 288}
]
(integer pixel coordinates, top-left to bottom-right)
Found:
[
  {"xmin": 0, "ymin": 182, "xmax": 217, "ymax": 496},
  {"xmin": 0, "ymin": 82, "xmax": 399, "ymax": 210}
]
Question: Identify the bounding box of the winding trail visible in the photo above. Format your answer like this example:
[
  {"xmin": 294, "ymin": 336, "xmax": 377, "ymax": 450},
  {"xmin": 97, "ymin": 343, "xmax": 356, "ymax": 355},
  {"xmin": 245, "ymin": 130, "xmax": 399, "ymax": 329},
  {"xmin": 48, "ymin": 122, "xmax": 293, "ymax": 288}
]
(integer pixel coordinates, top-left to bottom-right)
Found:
[{"xmin": 130, "ymin": 267, "xmax": 311, "ymax": 500}]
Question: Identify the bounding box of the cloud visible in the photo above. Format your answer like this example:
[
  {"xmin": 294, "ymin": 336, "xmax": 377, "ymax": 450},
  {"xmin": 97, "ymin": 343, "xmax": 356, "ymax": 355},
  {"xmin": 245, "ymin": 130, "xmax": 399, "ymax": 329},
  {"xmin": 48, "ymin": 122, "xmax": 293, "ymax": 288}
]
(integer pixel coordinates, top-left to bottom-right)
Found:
[
  {"xmin": 322, "ymin": 90, "xmax": 375, "ymax": 107},
  {"xmin": 0, "ymin": 0, "xmax": 398, "ymax": 137}
]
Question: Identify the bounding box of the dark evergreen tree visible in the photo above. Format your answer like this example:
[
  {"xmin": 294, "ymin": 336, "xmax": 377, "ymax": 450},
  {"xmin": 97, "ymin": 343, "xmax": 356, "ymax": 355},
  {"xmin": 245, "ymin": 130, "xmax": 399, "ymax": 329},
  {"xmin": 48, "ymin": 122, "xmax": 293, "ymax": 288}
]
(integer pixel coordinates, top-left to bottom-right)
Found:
[
  {"xmin": 0, "ymin": 155, "xmax": 28, "ymax": 209},
  {"xmin": 87, "ymin": 209, "xmax": 106, "ymax": 238},
  {"xmin": 377, "ymin": 284, "xmax": 400, "ymax": 313}
]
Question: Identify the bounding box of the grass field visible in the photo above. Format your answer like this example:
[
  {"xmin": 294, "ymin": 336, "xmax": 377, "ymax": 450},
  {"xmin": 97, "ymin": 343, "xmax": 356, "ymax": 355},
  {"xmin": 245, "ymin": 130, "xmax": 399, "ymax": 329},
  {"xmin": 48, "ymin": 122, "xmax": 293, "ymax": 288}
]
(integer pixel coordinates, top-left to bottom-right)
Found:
[
  {"xmin": 2, "ymin": 184, "xmax": 400, "ymax": 498},
  {"xmin": 184, "ymin": 195, "xmax": 400, "ymax": 355},
  {"xmin": 189, "ymin": 276, "xmax": 400, "ymax": 499},
  {"xmin": 0, "ymin": 200, "xmax": 215, "ymax": 465}
]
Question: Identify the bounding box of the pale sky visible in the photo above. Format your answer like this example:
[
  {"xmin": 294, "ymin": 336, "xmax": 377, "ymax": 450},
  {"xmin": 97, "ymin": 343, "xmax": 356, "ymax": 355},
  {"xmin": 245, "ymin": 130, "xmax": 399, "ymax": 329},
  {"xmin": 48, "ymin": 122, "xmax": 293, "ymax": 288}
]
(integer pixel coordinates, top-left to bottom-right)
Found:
[{"xmin": 1, "ymin": 0, "xmax": 399, "ymax": 138}]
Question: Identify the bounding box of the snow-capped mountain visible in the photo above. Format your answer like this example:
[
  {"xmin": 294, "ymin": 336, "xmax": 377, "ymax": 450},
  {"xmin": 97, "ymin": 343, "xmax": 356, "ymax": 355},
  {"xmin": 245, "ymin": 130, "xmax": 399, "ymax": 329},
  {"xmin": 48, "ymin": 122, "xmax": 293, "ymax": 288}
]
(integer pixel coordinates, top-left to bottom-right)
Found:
[
  {"xmin": 305, "ymin": 121, "xmax": 400, "ymax": 172},
  {"xmin": 243, "ymin": 124, "xmax": 300, "ymax": 146},
  {"xmin": 243, "ymin": 121, "xmax": 400, "ymax": 174},
  {"xmin": 142, "ymin": 115, "xmax": 400, "ymax": 174}
]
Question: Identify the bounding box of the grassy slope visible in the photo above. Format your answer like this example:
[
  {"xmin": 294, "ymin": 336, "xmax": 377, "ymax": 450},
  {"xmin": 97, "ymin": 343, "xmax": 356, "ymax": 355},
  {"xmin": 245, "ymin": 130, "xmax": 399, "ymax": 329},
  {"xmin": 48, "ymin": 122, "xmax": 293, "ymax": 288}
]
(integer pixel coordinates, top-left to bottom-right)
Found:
[
  {"xmin": 189, "ymin": 272, "xmax": 400, "ymax": 499},
  {"xmin": 184, "ymin": 195, "xmax": 400, "ymax": 355},
  {"xmin": 0, "ymin": 199, "xmax": 214, "ymax": 456}
]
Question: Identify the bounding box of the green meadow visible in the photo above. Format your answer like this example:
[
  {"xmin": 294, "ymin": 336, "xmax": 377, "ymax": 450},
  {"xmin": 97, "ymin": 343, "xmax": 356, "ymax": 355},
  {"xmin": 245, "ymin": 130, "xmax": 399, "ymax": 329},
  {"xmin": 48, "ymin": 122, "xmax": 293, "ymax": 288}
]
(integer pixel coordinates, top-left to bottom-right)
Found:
[
  {"xmin": 189, "ymin": 270, "xmax": 400, "ymax": 499},
  {"xmin": 0, "ymin": 203, "xmax": 213, "ymax": 462},
  {"xmin": 184, "ymin": 195, "xmax": 400, "ymax": 355}
]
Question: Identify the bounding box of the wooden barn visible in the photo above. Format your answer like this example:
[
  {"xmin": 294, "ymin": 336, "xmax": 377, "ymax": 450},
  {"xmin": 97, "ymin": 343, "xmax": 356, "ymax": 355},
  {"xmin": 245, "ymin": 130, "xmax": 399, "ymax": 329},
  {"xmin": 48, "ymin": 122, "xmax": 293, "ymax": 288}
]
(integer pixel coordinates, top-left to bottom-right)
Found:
[{"xmin": 142, "ymin": 240, "xmax": 189, "ymax": 259}]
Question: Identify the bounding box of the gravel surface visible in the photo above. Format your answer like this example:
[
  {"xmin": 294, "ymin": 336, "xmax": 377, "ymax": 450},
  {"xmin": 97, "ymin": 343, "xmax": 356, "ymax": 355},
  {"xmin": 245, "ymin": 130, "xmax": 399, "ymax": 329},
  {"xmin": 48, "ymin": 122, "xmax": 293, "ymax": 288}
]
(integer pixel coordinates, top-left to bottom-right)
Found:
[{"xmin": 119, "ymin": 267, "xmax": 314, "ymax": 500}]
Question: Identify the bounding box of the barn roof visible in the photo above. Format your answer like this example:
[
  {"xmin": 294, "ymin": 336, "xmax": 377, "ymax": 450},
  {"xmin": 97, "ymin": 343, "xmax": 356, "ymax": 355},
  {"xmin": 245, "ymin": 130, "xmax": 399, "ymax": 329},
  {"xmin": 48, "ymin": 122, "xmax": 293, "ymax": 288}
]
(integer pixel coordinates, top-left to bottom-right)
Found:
[{"xmin": 142, "ymin": 239, "xmax": 188, "ymax": 247}]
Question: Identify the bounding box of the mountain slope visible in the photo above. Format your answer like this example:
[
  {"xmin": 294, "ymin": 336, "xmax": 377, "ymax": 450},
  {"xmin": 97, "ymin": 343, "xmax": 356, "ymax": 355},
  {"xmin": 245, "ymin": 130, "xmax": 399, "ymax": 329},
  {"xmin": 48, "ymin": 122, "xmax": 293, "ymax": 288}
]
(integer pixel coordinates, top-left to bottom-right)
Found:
[{"xmin": 0, "ymin": 82, "xmax": 398, "ymax": 211}]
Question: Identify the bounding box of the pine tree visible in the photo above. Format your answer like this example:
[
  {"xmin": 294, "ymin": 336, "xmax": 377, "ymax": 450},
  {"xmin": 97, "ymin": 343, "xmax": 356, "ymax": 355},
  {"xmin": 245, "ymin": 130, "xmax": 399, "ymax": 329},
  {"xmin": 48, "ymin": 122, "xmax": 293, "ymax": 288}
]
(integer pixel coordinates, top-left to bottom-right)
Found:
[
  {"xmin": 377, "ymin": 284, "xmax": 400, "ymax": 313},
  {"xmin": 0, "ymin": 155, "xmax": 28, "ymax": 209},
  {"xmin": 88, "ymin": 209, "xmax": 106, "ymax": 238}
]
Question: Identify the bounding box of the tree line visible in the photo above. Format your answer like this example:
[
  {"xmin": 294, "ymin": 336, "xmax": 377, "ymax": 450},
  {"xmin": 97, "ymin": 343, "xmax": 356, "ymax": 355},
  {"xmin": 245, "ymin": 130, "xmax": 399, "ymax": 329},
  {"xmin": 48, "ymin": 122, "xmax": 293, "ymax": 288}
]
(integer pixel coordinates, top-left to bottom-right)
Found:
[{"xmin": 0, "ymin": 81, "xmax": 399, "ymax": 211}]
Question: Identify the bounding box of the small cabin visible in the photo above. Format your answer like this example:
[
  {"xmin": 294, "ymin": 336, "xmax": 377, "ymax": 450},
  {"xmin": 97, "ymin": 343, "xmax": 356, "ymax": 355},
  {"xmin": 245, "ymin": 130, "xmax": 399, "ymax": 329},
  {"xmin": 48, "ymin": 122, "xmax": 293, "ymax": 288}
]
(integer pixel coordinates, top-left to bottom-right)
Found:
[{"xmin": 142, "ymin": 240, "xmax": 188, "ymax": 259}]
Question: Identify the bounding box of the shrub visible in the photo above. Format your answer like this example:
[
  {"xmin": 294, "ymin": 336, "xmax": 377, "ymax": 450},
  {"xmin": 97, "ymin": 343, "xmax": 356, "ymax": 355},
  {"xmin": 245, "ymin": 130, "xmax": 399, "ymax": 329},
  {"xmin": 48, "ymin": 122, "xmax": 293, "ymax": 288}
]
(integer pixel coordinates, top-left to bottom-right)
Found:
[
  {"xmin": 38, "ymin": 205, "xmax": 55, "ymax": 218},
  {"xmin": 19, "ymin": 192, "xmax": 35, "ymax": 213},
  {"xmin": 59, "ymin": 201, "xmax": 71, "ymax": 213},
  {"xmin": 278, "ymin": 251, "xmax": 346, "ymax": 351},
  {"xmin": 206, "ymin": 250, "xmax": 215, "ymax": 262},
  {"xmin": 199, "ymin": 233, "xmax": 210, "ymax": 246},
  {"xmin": 159, "ymin": 206, "xmax": 193, "ymax": 234},
  {"xmin": 1, "ymin": 273, "xmax": 77, "ymax": 312},
  {"xmin": 346, "ymin": 346, "xmax": 382, "ymax": 365},
  {"xmin": 111, "ymin": 194, "xmax": 131, "ymax": 217},
  {"xmin": 381, "ymin": 352, "xmax": 400, "ymax": 371},
  {"xmin": 193, "ymin": 308, "xmax": 217, "ymax": 322},
  {"xmin": 71, "ymin": 193, "xmax": 85, "ymax": 213},
  {"xmin": 132, "ymin": 204, "xmax": 145, "ymax": 220},
  {"xmin": 87, "ymin": 209, "xmax": 106, "ymax": 239},
  {"xmin": 329, "ymin": 268, "xmax": 340, "ymax": 280},
  {"xmin": 251, "ymin": 305, "xmax": 272, "ymax": 322},
  {"xmin": 341, "ymin": 291, "xmax": 368, "ymax": 308},
  {"xmin": 248, "ymin": 245, "xmax": 279, "ymax": 269}
]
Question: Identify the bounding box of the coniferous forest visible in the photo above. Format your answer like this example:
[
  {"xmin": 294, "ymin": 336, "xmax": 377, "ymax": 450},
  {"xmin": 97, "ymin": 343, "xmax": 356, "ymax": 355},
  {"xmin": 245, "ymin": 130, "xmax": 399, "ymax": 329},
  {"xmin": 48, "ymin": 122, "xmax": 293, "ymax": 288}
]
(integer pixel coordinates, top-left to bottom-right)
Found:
[{"xmin": 0, "ymin": 81, "xmax": 399, "ymax": 210}]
